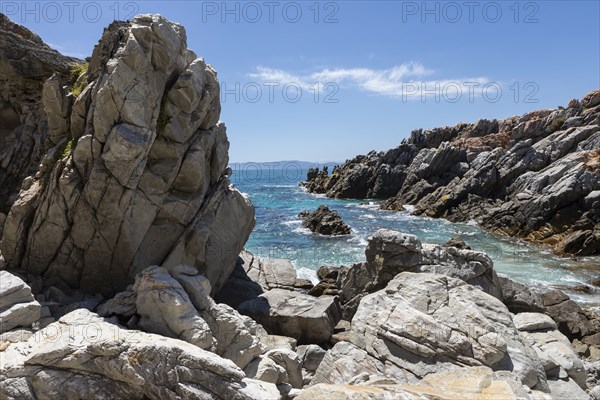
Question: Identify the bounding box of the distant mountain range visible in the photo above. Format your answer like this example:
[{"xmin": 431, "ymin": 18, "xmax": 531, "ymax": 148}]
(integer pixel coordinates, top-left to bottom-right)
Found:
[{"xmin": 229, "ymin": 161, "xmax": 341, "ymax": 170}]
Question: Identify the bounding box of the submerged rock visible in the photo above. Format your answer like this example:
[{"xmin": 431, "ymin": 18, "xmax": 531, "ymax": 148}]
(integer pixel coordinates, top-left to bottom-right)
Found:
[{"xmin": 299, "ymin": 205, "xmax": 351, "ymax": 236}]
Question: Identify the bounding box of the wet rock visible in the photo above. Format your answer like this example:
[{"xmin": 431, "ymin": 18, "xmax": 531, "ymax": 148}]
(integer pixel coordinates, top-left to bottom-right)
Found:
[
  {"xmin": 299, "ymin": 205, "xmax": 351, "ymax": 236},
  {"xmin": 443, "ymin": 236, "xmax": 471, "ymax": 250}
]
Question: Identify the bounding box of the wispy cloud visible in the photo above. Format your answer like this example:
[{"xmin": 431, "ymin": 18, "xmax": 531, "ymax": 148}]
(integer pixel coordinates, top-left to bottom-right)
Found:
[
  {"xmin": 249, "ymin": 63, "xmax": 492, "ymax": 100},
  {"xmin": 47, "ymin": 42, "xmax": 87, "ymax": 59}
]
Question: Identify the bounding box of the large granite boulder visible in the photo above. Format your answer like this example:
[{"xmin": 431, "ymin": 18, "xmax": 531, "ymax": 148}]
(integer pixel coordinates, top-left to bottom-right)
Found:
[
  {"xmin": 113, "ymin": 265, "xmax": 267, "ymax": 369},
  {"xmin": 0, "ymin": 309, "xmax": 279, "ymax": 400},
  {"xmin": 239, "ymin": 288, "xmax": 342, "ymax": 345},
  {"xmin": 0, "ymin": 271, "xmax": 41, "ymax": 333},
  {"xmin": 349, "ymin": 272, "xmax": 548, "ymax": 391},
  {"xmin": 1, "ymin": 14, "xmax": 255, "ymax": 297},
  {"xmin": 514, "ymin": 312, "xmax": 586, "ymax": 387},
  {"xmin": 337, "ymin": 229, "xmax": 502, "ymax": 319}
]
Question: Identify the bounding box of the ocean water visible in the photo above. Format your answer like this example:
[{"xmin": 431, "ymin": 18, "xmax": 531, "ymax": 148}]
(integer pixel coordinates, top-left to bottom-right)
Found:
[{"xmin": 231, "ymin": 167, "xmax": 600, "ymax": 309}]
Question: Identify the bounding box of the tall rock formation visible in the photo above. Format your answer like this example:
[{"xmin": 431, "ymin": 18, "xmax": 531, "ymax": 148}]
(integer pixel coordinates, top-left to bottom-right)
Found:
[{"xmin": 0, "ymin": 14, "xmax": 255, "ymax": 296}]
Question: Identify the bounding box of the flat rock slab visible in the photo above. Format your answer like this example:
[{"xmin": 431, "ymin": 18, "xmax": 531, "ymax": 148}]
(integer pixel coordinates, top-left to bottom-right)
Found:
[
  {"xmin": 239, "ymin": 288, "xmax": 341, "ymax": 345},
  {"xmin": 514, "ymin": 312, "xmax": 557, "ymax": 332},
  {"xmin": 0, "ymin": 271, "xmax": 41, "ymax": 333}
]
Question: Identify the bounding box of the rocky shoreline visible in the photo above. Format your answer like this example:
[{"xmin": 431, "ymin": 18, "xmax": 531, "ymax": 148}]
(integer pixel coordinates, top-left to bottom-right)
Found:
[
  {"xmin": 302, "ymin": 91, "xmax": 600, "ymax": 256},
  {"xmin": 1, "ymin": 13, "xmax": 599, "ymax": 400}
]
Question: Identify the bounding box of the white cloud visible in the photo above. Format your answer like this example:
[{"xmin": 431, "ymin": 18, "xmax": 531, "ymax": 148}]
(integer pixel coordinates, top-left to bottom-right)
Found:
[{"xmin": 249, "ymin": 63, "xmax": 493, "ymax": 101}]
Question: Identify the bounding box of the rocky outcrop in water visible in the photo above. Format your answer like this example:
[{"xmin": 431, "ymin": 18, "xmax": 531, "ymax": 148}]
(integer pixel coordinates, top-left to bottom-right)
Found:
[
  {"xmin": 0, "ymin": 14, "xmax": 254, "ymax": 297},
  {"xmin": 299, "ymin": 205, "xmax": 351, "ymax": 236},
  {"xmin": 302, "ymin": 91, "xmax": 600, "ymax": 256}
]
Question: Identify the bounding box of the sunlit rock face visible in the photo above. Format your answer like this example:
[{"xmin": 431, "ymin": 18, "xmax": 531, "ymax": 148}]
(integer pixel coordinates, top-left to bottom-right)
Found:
[{"xmin": 1, "ymin": 14, "xmax": 255, "ymax": 296}]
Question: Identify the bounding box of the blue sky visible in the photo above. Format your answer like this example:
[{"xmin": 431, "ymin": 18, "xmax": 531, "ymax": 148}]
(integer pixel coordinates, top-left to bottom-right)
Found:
[{"xmin": 5, "ymin": 1, "xmax": 599, "ymax": 162}]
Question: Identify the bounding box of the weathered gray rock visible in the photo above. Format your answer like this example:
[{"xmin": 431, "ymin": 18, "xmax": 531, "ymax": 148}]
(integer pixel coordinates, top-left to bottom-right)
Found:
[
  {"xmin": 214, "ymin": 251, "xmax": 265, "ymax": 309},
  {"xmin": 0, "ymin": 270, "xmax": 41, "ymax": 332},
  {"xmin": 239, "ymin": 288, "xmax": 341, "ymax": 345},
  {"xmin": 297, "ymin": 344, "xmax": 327, "ymax": 385},
  {"xmin": 337, "ymin": 229, "xmax": 502, "ymax": 319},
  {"xmin": 310, "ymin": 341, "xmax": 411, "ymax": 386},
  {"xmin": 97, "ymin": 287, "xmax": 137, "ymax": 318},
  {"xmin": 498, "ymin": 274, "xmax": 546, "ymax": 313},
  {"xmin": 0, "ymin": 309, "xmax": 279, "ymax": 400},
  {"xmin": 547, "ymin": 378, "xmax": 591, "ymax": 400},
  {"xmin": 350, "ymin": 272, "xmax": 548, "ymax": 391},
  {"xmin": 244, "ymin": 348, "xmax": 303, "ymax": 389},
  {"xmin": 542, "ymin": 289, "xmax": 600, "ymax": 342},
  {"xmin": 1, "ymin": 14, "xmax": 255, "ymax": 297},
  {"xmin": 132, "ymin": 265, "xmax": 266, "ymax": 369},
  {"xmin": 515, "ymin": 312, "xmax": 586, "ymax": 388},
  {"xmin": 0, "ymin": 212, "xmax": 6, "ymax": 238},
  {"xmin": 0, "ymin": 14, "xmax": 80, "ymax": 213},
  {"xmin": 513, "ymin": 312, "xmax": 557, "ymax": 331}
]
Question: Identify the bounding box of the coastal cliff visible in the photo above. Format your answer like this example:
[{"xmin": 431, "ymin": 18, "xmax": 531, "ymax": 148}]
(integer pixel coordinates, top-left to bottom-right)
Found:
[
  {"xmin": 0, "ymin": 13, "xmax": 599, "ymax": 400},
  {"xmin": 303, "ymin": 93, "xmax": 600, "ymax": 256}
]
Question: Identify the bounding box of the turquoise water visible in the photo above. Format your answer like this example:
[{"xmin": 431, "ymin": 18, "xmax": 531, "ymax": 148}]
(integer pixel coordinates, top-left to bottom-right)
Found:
[{"xmin": 231, "ymin": 167, "xmax": 600, "ymax": 309}]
